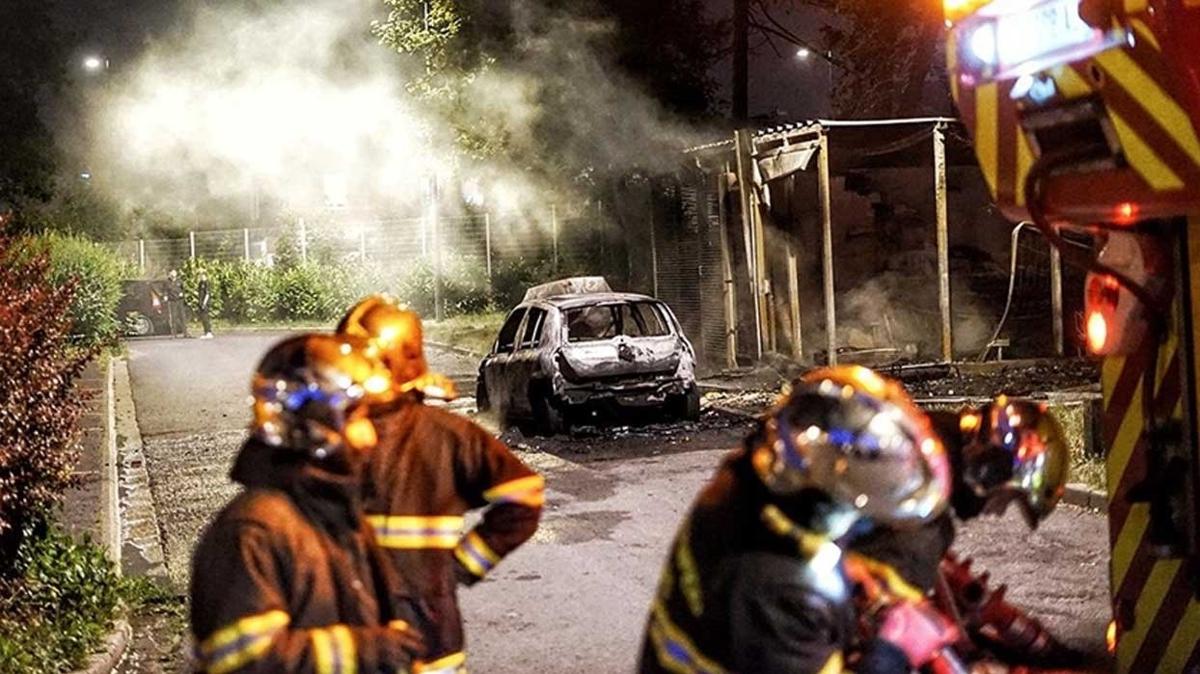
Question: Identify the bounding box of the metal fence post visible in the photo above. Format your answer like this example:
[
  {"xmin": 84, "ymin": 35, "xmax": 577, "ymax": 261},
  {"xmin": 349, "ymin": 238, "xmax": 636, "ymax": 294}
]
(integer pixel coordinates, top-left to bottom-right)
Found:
[
  {"xmin": 551, "ymin": 204, "xmax": 560, "ymax": 274},
  {"xmin": 243, "ymin": 228, "xmax": 250, "ymax": 262},
  {"xmin": 298, "ymin": 218, "xmax": 308, "ymax": 263},
  {"xmin": 138, "ymin": 239, "xmax": 146, "ymax": 273},
  {"xmin": 431, "ymin": 181, "xmax": 443, "ymax": 321},
  {"xmin": 934, "ymin": 122, "xmax": 953, "ymax": 362},
  {"xmin": 189, "ymin": 231, "xmax": 196, "ymax": 260},
  {"xmin": 650, "ymin": 211, "xmax": 659, "ymax": 297},
  {"xmin": 484, "ymin": 212, "xmax": 493, "ymax": 283}
]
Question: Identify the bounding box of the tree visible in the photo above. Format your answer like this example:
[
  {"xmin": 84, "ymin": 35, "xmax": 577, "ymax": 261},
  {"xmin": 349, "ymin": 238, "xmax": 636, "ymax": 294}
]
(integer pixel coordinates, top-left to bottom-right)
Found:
[
  {"xmin": 0, "ymin": 2, "xmax": 67, "ymax": 204},
  {"xmin": 750, "ymin": 0, "xmax": 950, "ymax": 118}
]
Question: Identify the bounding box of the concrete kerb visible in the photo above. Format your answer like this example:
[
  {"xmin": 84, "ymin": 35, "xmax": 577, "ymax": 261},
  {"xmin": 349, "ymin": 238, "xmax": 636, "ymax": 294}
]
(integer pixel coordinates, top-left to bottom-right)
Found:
[
  {"xmin": 113, "ymin": 358, "xmax": 169, "ymax": 579},
  {"xmin": 426, "ymin": 340, "xmax": 485, "ymax": 359},
  {"xmin": 75, "ymin": 620, "xmax": 131, "ymax": 674}
]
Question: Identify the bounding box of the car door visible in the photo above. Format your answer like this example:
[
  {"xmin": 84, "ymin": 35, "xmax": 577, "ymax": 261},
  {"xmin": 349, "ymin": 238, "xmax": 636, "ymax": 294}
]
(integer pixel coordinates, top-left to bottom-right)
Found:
[
  {"xmin": 481, "ymin": 307, "xmax": 526, "ymax": 413},
  {"xmin": 508, "ymin": 307, "xmax": 548, "ymax": 417}
]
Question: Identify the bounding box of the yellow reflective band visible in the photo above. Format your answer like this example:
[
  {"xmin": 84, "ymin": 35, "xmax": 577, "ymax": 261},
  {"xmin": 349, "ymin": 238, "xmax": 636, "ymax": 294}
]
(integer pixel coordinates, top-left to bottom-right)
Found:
[
  {"xmin": 454, "ymin": 531, "xmax": 501, "ymax": 578},
  {"xmin": 845, "ymin": 553, "xmax": 925, "ymax": 603},
  {"xmin": 367, "ymin": 515, "xmax": 465, "ymax": 550},
  {"xmin": 648, "ymin": 601, "xmax": 727, "ymax": 674},
  {"xmin": 415, "ymin": 651, "xmax": 467, "ymax": 673},
  {"xmin": 816, "ymin": 652, "xmax": 843, "ymax": 674},
  {"xmin": 312, "ymin": 625, "xmax": 358, "ymax": 674},
  {"xmin": 198, "ymin": 610, "xmax": 290, "ymax": 674},
  {"xmin": 483, "ymin": 475, "xmax": 545, "ymax": 507}
]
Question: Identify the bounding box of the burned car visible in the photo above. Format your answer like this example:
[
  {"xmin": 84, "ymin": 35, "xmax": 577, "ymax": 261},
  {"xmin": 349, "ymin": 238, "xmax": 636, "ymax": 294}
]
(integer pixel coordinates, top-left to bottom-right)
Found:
[{"xmin": 476, "ymin": 277, "xmax": 699, "ymax": 434}]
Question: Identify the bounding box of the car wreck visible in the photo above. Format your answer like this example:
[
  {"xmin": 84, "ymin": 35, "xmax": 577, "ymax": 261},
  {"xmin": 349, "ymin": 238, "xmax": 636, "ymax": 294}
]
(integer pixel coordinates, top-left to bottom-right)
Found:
[{"xmin": 476, "ymin": 276, "xmax": 699, "ymax": 434}]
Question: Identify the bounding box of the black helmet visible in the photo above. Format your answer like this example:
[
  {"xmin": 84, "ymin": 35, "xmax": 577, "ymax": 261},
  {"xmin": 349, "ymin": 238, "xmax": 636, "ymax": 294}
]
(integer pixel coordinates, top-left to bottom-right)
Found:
[
  {"xmin": 250, "ymin": 333, "xmax": 392, "ymax": 463},
  {"xmin": 752, "ymin": 366, "xmax": 952, "ymax": 533},
  {"xmin": 959, "ymin": 397, "xmax": 1069, "ymax": 528}
]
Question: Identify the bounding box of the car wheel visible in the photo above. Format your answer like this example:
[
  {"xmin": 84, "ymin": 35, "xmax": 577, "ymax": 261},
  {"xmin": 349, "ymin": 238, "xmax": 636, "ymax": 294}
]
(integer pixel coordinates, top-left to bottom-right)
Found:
[
  {"xmin": 672, "ymin": 385, "xmax": 701, "ymax": 421},
  {"xmin": 531, "ymin": 387, "xmax": 567, "ymax": 436},
  {"xmin": 126, "ymin": 312, "xmax": 153, "ymax": 337},
  {"xmin": 475, "ymin": 376, "xmax": 491, "ymax": 413}
]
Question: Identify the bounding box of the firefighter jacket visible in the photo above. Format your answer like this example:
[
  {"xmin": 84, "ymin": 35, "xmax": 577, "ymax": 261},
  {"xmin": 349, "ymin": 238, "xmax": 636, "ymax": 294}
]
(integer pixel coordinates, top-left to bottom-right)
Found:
[
  {"xmin": 362, "ymin": 401, "xmax": 544, "ymax": 668},
  {"xmin": 638, "ymin": 449, "xmax": 912, "ymax": 674},
  {"xmin": 190, "ymin": 439, "xmax": 426, "ymax": 674}
]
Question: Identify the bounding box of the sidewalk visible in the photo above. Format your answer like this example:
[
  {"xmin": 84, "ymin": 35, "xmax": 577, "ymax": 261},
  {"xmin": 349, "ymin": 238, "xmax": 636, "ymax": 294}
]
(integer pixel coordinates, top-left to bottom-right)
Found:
[{"xmin": 61, "ymin": 358, "xmax": 120, "ymax": 562}]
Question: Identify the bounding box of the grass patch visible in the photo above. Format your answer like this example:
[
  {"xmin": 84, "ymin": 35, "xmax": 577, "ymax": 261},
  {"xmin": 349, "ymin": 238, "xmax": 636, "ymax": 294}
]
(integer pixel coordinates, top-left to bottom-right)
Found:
[{"xmin": 424, "ymin": 312, "xmax": 506, "ymax": 356}]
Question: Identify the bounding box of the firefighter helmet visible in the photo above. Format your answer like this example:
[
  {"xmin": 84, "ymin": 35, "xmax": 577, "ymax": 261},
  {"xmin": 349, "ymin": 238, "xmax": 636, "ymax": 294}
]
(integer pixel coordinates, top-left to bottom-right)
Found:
[
  {"xmin": 752, "ymin": 366, "xmax": 952, "ymax": 530},
  {"xmin": 337, "ymin": 295, "xmax": 457, "ymax": 400},
  {"xmin": 251, "ymin": 333, "xmax": 392, "ymax": 462},
  {"xmin": 958, "ymin": 398, "xmax": 1069, "ymax": 529}
]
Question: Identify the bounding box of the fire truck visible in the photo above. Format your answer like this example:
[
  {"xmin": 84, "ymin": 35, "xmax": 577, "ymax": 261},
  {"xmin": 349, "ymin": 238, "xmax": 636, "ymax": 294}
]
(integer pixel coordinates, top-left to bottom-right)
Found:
[{"xmin": 945, "ymin": 0, "xmax": 1200, "ymax": 671}]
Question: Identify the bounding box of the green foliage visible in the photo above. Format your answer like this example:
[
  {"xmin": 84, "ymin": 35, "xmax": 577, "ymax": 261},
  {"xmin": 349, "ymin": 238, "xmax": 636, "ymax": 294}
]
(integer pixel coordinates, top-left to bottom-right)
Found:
[
  {"xmin": 14, "ymin": 182, "xmax": 128, "ymax": 243},
  {"xmin": 490, "ymin": 256, "xmax": 556, "ymax": 310},
  {"xmin": 0, "ymin": 234, "xmax": 91, "ymax": 559},
  {"xmin": 0, "ymin": 526, "xmax": 123, "ymax": 673},
  {"xmin": 40, "ymin": 233, "xmax": 129, "ymax": 349},
  {"xmin": 275, "ymin": 263, "xmax": 353, "ymax": 322}
]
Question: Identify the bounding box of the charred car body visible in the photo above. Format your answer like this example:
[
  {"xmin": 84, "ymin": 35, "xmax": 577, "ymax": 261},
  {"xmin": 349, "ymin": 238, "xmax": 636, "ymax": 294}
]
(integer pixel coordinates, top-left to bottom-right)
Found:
[{"xmin": 476, "ymin": 277, "xmax": 699, "ymax": 434}]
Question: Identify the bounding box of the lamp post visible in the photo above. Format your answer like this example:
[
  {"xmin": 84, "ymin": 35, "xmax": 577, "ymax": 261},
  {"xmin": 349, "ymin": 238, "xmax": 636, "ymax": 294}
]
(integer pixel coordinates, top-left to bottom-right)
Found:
[{"xmin": 795, "ymin": 47, "xmax": 835, "ymax": 117}]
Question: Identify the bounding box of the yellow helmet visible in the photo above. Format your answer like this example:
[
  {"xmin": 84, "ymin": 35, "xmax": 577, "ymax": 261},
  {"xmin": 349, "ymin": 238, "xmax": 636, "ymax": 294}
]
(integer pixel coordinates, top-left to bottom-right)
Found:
[
  {"xmin": 251, "ymin": 333, "xmax": 392, "ymax": 463},
  {"xmin": 959, "ymin": 397, "xmax": 1070, "ymax": 528},
  {"xmin": 337, "ymin": 295, "xmax": 457, "ymax": 400},
  {"xmin": 752, "ymin": 365, "xmax": 952, "ymax": 530}
]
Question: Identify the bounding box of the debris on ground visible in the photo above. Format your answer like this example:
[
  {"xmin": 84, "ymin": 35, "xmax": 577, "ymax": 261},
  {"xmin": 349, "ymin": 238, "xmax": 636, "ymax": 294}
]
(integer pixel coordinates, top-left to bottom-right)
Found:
[{"xmin": 894, "ymin": 358, "xmax": 1099, "ymax": 398}]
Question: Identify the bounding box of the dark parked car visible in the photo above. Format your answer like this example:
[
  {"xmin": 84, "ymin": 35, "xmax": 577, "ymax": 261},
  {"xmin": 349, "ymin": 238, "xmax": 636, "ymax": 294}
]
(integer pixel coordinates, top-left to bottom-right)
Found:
[
  {"xmin": 117, "ymin": 280, "xmax": 172, "ymax": 336},
  {"xmin": 476, "ymin": 277, "xmax": 699, "ymax": 434}
]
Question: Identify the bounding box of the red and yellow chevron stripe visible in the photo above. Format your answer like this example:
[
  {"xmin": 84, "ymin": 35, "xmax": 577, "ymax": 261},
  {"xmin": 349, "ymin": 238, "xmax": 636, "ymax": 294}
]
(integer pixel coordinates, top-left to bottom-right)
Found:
[
  {"xmin": 1100, "ymin": 220, "xmax": 1200, "ymax": 673},
  {"xmin": 950, "ymin": 2, "xmax": 1200, "ymax": 223}
]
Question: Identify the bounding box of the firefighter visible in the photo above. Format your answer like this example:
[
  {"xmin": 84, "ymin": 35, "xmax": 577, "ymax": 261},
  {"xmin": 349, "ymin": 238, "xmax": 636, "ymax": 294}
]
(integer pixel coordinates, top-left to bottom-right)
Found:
[
  {"xmin": 190, "ymin": 333, "xmax": 427, "ymax": 674},
  {"xmin": 850, "ymin": 397, "xmax": 1076, "ymax": 667},
  {"xmin": 338, "ymin": 295, "xmax": 544, "ymax": 673},
  {"xmin": 639, "ymin": 365, "xmax": 959, "ymax": 674}
]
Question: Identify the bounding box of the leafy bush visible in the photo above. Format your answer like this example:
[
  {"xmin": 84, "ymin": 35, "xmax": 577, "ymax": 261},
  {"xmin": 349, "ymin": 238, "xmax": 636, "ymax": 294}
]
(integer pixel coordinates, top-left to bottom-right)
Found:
[
  {"xmin": 275, "ymin": 263, "xmax": 350, "ymax": 322},
  {"xmin": 0, "ymin": 233, "xmax": 91, "ymax": 565},
  {"xmin": 0, "ymin": 526, "xmax": 123, "ymax": 673},
  {"xmin": 217, "ymin": 261, "xmax": 279, "ymax": 323},
  {"xmin": 491, "ymin": 256, "xmax": 557, "ymax": 309},
  {"xmin": 40, "ymin": 233, "xmax": 128, "ymax": 349}
]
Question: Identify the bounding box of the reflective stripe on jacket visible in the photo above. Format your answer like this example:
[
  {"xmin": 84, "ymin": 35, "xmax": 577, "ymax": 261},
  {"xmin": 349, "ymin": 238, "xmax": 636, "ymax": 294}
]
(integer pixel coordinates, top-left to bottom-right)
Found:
[{"xmin": 364, "ymin": 403, "xmax": 543, "ymax": 662}]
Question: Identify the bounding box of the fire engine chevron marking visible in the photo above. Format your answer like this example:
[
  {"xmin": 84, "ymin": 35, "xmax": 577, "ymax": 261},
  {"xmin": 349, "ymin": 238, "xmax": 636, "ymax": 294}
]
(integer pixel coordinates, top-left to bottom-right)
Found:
[
  {"xmin": 976, "ymin": 83, "xmax": 999, "ymax": 196},
  {"xmin": 1118, "ymin": 558, "xmax": 1183, "ymax": 672},
  {"xmin": 1095, "ymin": 50, "xmax": 1200, "ymax": 167},
  {"xmin": 1111, "ymin": 503, "xmax": 1148, "ymax": 591},
  {"xmin": 1129, "ymin": 18, "xmax": 1161, "ymax": 52},
  {"xmin": 1156, "ymin": 599, "xmax": 1200, "ymax": 673},
  {"xmin": 1108, "ymin": 108, "xmax": 1185, "ymax": 190},
  {"xmin": 1107, "ymin": 382, "xmax": 1144, "ymax": 493},
  {"xmin": 1131, "ymin": 560, "xmax": 1200, "ymax": 674}
]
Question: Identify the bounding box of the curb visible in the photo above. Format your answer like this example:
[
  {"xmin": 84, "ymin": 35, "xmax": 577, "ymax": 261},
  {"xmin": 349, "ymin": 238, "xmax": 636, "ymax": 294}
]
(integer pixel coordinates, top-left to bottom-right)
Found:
[
  {"xmin": 75, "ymin": 619, "xmax": 131, "ymax": 674},
  {"xmin": 1063, "ymin": 483, "xmax": 1108, "ymax": 510},
  {"xmin": 113, "ymin": 358, "xmax": 169, "ymax": 579},
  {"xmin": 426, "ymin": 340, "xmax": 485, "ymax": 360},
  {"xmin": 101, "ymin": 357, "xmax": 122, "ymax": 566}
]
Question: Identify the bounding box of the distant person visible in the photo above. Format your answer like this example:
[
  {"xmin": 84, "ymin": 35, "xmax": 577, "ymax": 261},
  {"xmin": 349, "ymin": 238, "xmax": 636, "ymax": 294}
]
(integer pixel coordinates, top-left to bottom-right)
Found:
[
  {"xmin": 189, "ymin": 333, "xmax": 428, "ymax": 673},
  {"xmin": 339, "ymin": 296, "xmax": 543, "ymax": 673},
  {"xmin": 166, "ymin": 269, "xmax": 188, "ymax": 338},
  {"xmin": 196, "ymin": 269, "xmax": 214, "ymax": 339}
]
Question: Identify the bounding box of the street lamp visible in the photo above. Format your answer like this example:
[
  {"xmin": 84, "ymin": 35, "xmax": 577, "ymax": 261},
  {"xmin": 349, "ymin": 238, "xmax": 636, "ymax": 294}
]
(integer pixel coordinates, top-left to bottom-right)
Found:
[
  {"xmin": 795, "ymin": 47, "xmax": 835, "ymax": 117},
  {"xmin": 82, "ymin": 55, "xmax": 108, "ymax": 72}
]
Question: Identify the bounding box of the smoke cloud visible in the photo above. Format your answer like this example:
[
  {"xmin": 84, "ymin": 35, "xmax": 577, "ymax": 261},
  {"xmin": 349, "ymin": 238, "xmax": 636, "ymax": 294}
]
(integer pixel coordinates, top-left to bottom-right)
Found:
[{"xmin": 82, "ymin": 0, "xmax": 712, "ymax": 229}]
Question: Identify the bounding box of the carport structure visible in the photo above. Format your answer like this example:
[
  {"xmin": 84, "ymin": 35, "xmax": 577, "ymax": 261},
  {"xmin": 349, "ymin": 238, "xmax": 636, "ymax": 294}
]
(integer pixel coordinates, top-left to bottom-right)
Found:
[{"xmin": 684, "ymin": 117, "xmax": 1059, "ymax": 367}]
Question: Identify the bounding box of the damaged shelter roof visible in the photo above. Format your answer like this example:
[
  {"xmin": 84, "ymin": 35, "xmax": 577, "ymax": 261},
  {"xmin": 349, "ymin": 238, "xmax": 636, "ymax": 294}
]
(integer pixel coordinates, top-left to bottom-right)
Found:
[{"xmin": 686, "ymin": 117, "xmax": 978, "ymax": 177}]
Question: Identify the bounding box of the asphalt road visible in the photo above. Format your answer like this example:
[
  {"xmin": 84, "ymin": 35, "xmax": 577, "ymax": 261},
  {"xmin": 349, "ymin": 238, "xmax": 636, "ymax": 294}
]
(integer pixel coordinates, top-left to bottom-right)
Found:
[{"xmin": 123, "ymin": 331, "xmax": 1112, "ymax": 672}]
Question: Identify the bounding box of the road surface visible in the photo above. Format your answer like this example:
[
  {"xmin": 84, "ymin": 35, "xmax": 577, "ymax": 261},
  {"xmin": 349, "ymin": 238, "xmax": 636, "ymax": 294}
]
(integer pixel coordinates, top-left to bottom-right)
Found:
[{"xmin": 118, "ymin": 331, "xmax": 1112, "ymax": 672}]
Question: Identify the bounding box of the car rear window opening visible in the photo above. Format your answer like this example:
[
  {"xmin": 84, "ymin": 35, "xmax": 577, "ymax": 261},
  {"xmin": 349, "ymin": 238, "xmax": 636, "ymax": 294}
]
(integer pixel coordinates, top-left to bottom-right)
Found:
[{"xmin": 566, "ymin": 302, "xmax": 670, "ymax": 342}]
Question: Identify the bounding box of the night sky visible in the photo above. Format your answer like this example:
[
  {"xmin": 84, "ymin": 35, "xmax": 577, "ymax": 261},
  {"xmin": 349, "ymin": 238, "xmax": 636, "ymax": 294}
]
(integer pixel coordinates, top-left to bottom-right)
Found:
[{"xmin": 52, "ymin": 0, "xmax": 831, "ymax": 121}]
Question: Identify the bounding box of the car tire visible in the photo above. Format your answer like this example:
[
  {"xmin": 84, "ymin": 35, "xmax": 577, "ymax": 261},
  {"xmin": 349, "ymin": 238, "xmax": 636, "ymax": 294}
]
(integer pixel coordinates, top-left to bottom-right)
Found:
[
  {"xmin": 531, "ymin": 387, "xmax": 567, "ymax": 436},
  {"xmin": 475, "ymin": 376, "xmax": 491, "ymax": 413},
  {"xmin": 672, "ymin": 385, "xmax": 701, "ymax": 421},
  {"xmin": 127, "ymin": 312, "xmax": 154, "ymax": 337}
]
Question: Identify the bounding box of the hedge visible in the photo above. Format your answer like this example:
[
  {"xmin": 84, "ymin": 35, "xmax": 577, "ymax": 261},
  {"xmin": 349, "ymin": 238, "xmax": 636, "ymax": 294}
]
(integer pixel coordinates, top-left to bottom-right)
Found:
[
  {"xmin": 39, "ymin": 233, "xmax": 129, "ymax": 349},
  {"xmin": 173, "ymin": 252, "xmax": 550, "ymax": 324}
]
